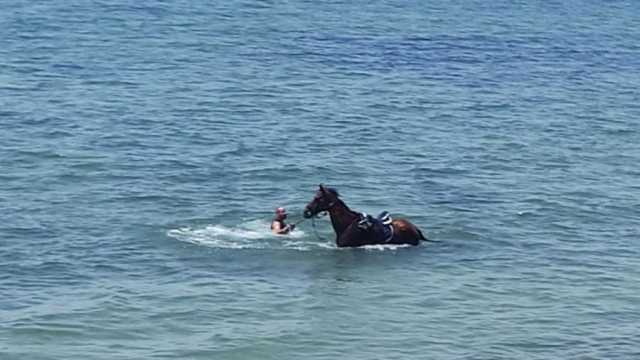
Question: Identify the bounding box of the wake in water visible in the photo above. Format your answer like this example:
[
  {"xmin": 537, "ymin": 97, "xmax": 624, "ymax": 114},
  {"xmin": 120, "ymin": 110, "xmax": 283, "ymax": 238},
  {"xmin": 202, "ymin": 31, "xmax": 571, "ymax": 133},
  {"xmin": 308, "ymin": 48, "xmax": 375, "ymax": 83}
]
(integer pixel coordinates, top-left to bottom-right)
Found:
[
  {"xmin": 167, "ymin": 219, "xmax": 412, "ymax": 251},
  {"xmin": 167, "ymin": 219, "xmax": 323, "ymax": 251}
]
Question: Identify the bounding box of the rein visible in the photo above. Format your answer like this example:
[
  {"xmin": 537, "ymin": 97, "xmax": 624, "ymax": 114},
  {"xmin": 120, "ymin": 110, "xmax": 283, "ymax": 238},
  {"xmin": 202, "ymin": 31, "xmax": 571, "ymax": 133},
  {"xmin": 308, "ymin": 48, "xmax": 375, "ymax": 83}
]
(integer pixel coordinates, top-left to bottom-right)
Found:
[
  {"xmin": 306, "ymin": 197, "xmax": 337, "ymax": 242},
  {"xmin": 311, "ymin": 211, "xmax": 327, "ymax": 241},
  {"xmin": 291, "ymin": 217, "xmax": 308, "ymax": 226},
  {"xmin": 311, "ymin": 213, "xmax": 329, "ymax": 242}
]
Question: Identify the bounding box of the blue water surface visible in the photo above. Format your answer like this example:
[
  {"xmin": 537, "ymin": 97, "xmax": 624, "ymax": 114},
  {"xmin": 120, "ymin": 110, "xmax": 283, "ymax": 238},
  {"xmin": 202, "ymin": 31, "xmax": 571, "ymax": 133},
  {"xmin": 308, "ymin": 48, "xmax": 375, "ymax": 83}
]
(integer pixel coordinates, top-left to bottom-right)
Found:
[{"xmin": 2, "ymin": 0, "xmax": 639, "ymax": 359}]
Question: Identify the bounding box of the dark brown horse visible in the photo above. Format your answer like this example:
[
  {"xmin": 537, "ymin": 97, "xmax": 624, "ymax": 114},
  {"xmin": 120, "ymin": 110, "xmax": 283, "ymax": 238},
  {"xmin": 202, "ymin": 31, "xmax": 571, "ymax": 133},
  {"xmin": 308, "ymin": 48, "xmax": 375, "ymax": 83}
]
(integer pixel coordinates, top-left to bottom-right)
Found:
[{"xmin": 303, "ymin": 185, "xmax": 428, "ymax": 247}]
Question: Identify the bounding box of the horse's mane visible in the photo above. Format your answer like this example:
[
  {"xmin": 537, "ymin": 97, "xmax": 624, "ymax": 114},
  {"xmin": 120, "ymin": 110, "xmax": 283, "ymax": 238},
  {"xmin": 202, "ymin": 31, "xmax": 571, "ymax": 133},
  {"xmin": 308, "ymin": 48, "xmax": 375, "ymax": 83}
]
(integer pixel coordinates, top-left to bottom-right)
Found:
[{"xmin": 326, "ymin": 187, "xmax": 339, "ymax": 198}]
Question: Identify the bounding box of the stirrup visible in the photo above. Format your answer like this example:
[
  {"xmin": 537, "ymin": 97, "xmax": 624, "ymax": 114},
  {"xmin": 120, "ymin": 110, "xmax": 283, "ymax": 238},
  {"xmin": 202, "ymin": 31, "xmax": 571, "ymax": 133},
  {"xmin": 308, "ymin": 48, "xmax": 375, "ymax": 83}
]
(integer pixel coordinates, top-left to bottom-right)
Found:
[
  {"xmin": 378, "ymin": 211, "xmax": 392, "ymax": 226},
  {"xmin": 358, "ymin": 213, "xmax": 372, "ymax": 229}
]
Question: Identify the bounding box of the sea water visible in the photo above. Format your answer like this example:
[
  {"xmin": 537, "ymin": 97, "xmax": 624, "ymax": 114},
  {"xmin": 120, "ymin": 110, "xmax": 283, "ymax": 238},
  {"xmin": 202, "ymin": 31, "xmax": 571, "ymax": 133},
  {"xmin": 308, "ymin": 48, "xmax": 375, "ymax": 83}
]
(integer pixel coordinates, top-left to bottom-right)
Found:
[{"xmin": 2, "ymin": 1, "xmax": 639, "ymax": 359}]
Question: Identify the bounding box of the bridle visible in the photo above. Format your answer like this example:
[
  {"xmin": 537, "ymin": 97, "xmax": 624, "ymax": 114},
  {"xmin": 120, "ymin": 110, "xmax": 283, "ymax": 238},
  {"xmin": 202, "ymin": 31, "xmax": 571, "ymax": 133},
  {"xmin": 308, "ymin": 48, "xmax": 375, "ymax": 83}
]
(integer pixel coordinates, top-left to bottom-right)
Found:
[
  {"xmin": 307, "ymin": 194, "xmax": 338, "ymax": 241},
  {"xmin": 306, "ymin": 202, "xmax": 336, "ymax": 218}
]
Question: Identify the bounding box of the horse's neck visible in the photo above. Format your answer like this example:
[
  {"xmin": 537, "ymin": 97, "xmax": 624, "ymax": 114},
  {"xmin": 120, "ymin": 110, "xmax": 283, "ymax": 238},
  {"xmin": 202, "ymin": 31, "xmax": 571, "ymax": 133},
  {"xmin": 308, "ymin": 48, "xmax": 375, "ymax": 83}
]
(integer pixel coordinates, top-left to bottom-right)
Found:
[{"xmin": 328, "ymin": 200, "xmax": 359, "ymax": 236}]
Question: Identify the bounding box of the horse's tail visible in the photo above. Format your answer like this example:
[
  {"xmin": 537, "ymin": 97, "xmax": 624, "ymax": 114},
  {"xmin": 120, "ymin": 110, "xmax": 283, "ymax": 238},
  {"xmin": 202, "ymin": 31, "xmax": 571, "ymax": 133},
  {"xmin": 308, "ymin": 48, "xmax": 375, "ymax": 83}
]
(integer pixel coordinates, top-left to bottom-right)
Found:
[{"xmin": 417, "ymin": 228, "xmax": 435, "ymax": 242}]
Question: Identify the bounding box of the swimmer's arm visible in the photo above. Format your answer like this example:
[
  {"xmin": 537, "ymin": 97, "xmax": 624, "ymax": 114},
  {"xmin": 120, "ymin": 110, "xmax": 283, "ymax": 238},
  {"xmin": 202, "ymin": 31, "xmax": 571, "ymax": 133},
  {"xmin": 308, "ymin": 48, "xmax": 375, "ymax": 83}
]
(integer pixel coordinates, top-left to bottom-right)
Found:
[{"xmin": 272, "ymin": 221, "xmax": 289, "ymax": 235}]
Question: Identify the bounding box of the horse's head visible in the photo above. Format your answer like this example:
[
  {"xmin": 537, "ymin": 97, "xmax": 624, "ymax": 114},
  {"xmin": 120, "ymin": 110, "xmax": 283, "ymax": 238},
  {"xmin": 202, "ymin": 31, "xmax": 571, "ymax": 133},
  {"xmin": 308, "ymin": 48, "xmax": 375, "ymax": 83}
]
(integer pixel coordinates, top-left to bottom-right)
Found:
[{"xmin": 303, "ymin": 184, "xmax": 340, "ymax": 218}]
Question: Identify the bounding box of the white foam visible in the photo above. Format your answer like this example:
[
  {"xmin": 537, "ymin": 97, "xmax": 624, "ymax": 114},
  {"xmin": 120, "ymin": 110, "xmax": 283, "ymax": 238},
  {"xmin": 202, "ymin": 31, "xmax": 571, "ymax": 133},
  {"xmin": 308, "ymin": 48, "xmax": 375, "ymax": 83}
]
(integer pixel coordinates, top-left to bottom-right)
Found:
[
  {"xmin": 167, "ymin": 219, "xmax": 413, "ymax": 252},
  {"xmin": 167, "ymin": 219, "xmax": 320, "ymax": 251},
  {"xmin": 360, "ymin": 244, "xmax": 413, "ymax": 251}
]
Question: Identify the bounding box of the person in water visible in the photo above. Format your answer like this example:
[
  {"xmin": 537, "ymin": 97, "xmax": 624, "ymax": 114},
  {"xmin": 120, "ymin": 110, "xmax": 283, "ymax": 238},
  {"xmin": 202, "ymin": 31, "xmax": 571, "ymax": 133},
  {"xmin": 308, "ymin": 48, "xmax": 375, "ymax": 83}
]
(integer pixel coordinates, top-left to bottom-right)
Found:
[{"xmin": 271, "ymin": 207, "xmax": 295, "ymax": 235}]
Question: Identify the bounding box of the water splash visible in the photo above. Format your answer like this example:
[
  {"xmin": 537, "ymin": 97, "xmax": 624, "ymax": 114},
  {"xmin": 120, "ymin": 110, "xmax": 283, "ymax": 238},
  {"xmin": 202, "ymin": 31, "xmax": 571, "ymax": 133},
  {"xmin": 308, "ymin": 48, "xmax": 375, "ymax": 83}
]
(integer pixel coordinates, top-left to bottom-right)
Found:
[
  {"xmin": 167, "ymin": 219, "xmax": 412, "ymax": 251},
  {"xmin": 167, "ymin": 219, "xmax": 317, "ymax": 250}
]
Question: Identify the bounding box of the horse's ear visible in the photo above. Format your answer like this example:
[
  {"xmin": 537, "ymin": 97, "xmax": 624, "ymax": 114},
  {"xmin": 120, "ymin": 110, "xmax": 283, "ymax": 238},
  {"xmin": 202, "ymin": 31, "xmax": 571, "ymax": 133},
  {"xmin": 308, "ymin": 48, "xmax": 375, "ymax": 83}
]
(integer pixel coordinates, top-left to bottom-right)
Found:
[{"xmin": 319, "ymin": 184, "xmax": 325, "ymax": 192}]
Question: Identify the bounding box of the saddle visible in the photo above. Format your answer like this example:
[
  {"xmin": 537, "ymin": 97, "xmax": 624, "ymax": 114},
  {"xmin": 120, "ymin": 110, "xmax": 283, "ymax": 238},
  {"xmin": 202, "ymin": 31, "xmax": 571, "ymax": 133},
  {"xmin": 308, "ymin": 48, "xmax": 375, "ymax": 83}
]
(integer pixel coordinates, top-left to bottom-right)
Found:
[{"xmin": 357, "ymin": 211, "xmax": 394, "ymax": 243}]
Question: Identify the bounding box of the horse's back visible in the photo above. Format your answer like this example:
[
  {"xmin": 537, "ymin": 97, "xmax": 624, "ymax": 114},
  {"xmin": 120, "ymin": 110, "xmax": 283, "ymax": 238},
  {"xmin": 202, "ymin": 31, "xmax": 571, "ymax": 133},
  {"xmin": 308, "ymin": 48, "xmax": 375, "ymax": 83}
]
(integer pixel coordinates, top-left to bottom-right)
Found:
[{"xmin": 391, "ymin": 218, "xmax": 424, "ymax": 245}]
